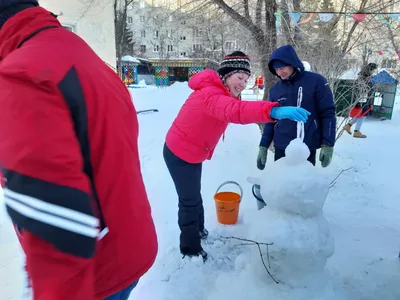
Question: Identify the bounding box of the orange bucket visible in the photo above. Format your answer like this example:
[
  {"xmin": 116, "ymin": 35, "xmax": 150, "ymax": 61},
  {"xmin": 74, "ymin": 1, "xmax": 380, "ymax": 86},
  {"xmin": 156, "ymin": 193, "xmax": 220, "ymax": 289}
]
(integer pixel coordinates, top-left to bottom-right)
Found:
[{"xmin": 214, "ymin": 181, "xmax": 243, "ymax": 225}]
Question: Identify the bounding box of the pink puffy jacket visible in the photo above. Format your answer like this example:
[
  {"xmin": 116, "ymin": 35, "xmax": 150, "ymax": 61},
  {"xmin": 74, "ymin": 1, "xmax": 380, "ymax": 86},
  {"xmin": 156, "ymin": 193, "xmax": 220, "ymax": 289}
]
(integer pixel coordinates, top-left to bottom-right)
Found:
[{"xmin": 165, "ymin": 69, "xmax": 279, "ymax": 163}]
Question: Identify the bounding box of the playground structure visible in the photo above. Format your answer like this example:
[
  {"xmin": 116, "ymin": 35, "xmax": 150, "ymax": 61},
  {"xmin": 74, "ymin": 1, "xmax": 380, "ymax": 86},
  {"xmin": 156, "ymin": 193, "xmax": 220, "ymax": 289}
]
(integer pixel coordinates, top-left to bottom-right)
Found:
[{"xmin": 148, "ymin": 58, "xmax": 219, "ymax": 87}]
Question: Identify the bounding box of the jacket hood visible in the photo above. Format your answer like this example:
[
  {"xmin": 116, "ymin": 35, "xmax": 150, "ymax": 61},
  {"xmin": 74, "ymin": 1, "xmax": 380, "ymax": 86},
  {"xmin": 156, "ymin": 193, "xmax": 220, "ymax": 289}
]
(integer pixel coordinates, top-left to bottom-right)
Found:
[
  {"xmin": 0, "ymin": 6, "xmax": 60, "ymax": 61},
  {"xmin": 188, "ymin": 69, "xmax": 229, "ymax": 94},
  {"xmin": 268, "ymin": 45, "xmax": 304, "ymax": 77}
]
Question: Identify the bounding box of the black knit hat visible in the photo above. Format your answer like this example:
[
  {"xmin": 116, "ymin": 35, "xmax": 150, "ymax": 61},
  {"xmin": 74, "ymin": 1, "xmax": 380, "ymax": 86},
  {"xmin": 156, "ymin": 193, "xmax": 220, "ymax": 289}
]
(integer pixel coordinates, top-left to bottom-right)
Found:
[
  {"xmin": 218, "ymin": 51, "xmax": 251, "ymax": 81},
  {"xmin": 0, "ymin": 0, "xmax": 39, "ymax": 29}
]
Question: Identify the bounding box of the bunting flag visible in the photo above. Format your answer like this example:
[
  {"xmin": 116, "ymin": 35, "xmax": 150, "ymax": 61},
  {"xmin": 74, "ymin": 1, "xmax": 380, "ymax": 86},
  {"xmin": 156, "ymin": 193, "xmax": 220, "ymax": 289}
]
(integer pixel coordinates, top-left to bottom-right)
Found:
[
  {"xmin": 275, "ymin": 11, "xmax": 400, "ymax": 27},
  {"xmin": 351, "ymin": 14, "xmax": 367, "ymax": 22},
  {"xmin": 290, "ymin": 12, "xmax": 301, "ymax": 24},
  {"xmin": 274, "ymin": 11, "xmax": 282, "ymax": 33},
  {"xmin": 376, "ymin": 14, "xmax": 392, "ymax": 26},
  {"xmin": 365, "ymin": 49, "xmax": 400, "ymax": 60},
  {"xmin": 319, "ymin": 13, "xmax": 334, "ymax": 22},
  {"xmin": 298, "ymin": 13, "xmax": 315, "ymax": 24}
]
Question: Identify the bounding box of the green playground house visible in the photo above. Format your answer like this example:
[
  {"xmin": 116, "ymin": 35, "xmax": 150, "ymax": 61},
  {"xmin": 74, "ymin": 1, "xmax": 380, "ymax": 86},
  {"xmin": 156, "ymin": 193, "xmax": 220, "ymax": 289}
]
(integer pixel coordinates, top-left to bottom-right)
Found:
[
  {"xmin": 335, "ymin": 69, "xmax": 398, "ymax": 120},
  {"xmin": 369, "ymin": 69, "xmax": 398, "ymax": 120}
]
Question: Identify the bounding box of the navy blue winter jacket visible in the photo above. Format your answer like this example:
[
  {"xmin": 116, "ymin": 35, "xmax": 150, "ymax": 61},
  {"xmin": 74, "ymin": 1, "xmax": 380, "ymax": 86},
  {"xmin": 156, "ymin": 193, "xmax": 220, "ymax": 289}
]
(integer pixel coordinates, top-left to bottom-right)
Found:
[{"xmin": 260, "ymin": 45, "xmax": 336, "ymax": 150}]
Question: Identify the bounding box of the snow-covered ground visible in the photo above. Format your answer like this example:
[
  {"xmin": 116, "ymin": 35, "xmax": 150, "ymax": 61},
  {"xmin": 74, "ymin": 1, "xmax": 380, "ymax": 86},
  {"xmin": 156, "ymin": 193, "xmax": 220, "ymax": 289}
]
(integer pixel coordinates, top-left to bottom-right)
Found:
[{"xmin": 1, "ymin": 83, "xmax": 399, "ymax": 300}]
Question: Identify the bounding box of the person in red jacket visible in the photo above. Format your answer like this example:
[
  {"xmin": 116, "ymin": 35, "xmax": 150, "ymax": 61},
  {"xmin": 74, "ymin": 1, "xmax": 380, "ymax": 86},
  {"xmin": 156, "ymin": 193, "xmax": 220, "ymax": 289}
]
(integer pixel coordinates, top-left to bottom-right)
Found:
[
  {"xmin": 0, "ymin": 1, "xmax": 158, "ymax": 299},
  {"xmin": 163, "ymin": 51, "xmax": 310, "ymax": 261}
]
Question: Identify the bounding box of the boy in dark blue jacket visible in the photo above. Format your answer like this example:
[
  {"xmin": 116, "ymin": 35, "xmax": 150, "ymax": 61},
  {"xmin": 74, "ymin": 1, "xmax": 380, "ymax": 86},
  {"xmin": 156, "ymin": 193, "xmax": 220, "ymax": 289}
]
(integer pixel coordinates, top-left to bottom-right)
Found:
[{"xmin": 257, "ymin": 45, "xmax": 336, "ymax": 169}]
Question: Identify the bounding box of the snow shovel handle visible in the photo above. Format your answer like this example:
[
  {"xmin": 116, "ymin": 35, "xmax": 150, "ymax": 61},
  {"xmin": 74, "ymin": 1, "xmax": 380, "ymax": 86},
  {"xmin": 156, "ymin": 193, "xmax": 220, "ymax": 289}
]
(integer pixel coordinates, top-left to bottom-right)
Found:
[{"xmin": 215, "ymin": 181, "xmax": 243, "ymax": 203}]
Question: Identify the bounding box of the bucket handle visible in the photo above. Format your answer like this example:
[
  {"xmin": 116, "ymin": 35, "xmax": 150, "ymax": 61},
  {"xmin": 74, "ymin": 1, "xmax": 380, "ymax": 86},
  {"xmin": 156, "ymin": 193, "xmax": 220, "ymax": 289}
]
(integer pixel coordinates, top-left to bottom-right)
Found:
[{"xmin": 215, "ymin": 181, "xmax": 243, "ymax": 203}]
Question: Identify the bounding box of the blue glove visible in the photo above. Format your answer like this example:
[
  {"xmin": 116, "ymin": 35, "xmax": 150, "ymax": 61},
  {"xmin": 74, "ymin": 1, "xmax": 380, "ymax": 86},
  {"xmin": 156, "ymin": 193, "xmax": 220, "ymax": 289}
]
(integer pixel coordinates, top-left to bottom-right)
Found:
[{"xmin": 270, "ymin": 106, "xmax": 311, "ymax": 123}]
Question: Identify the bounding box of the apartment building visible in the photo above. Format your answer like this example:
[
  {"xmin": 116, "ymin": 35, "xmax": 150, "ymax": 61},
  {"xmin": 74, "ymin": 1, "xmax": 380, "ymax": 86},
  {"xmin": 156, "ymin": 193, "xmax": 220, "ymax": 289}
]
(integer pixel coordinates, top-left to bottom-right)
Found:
[{"xmin": 126, "ymin": 1, "xmax": 252, "ymax": 61}]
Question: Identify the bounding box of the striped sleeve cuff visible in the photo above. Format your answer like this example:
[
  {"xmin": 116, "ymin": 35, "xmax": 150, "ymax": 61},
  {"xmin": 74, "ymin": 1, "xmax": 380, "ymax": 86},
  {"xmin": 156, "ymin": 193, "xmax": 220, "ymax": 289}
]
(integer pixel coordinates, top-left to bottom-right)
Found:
[{"xmin": 4, "ymin": 169, "xmax": 99, "ymax": 258}]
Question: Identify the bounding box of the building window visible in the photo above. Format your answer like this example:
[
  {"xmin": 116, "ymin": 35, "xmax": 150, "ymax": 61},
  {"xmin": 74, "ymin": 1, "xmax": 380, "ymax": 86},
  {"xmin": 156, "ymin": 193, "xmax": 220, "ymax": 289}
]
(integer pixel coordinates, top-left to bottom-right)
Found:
[
  {"xmin": 180, "ymin": 52, "xmax": 187, "ymax": 57},
  {"xmin": 62, "ymin": 25, "xmax": 74, "ymax": 32},
  {"xmin": 181, "ymin": 20, "xmax": 186, "ymax": 25},
  {"xmin": 193, "ymin": 28, "xmax": 202, "ymax": 37},
  {"xmin": 140, "ymin": 45, "xmax": 146, "ymax": 53},
  {"xmin": 140, "ymin": 16, "xmax": 145, "ymax": 22},
  {"xmin": 180, "ymin": 36, "xmax": 186, "ymax": 40},
  {"xmin": 141, "ymin": 30, "xmax": 146, "ymax": 38},
  {"xmin": 166, "ymin": 29, "xmax": 173, "ymax": 38},
  {"xmin": 127, "ymin": 17, "xmax": 133, "ymax": 24},
  {"xmin": 154, "ymin": 30, "xmax": 159, "ymax": 38},
  {"xmin": 225, "ymin": 41, "xmax": 234, "ymax": 51},
  {"xmin": 167, "ymin": 45, "xmax": 173, "ymax": 51},
  {"xmin": 193, "ymin": 44, "xmax": 202, "ymax": 51},
  {"xmin": 153, "ymin": 45, "xmax": 160, "ymax": 52}
]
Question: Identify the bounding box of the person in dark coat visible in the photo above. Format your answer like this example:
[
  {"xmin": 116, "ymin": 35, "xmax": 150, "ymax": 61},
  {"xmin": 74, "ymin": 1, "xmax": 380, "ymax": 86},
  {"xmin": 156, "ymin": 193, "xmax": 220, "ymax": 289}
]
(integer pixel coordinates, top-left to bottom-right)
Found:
[{"xmin": 257, "ymin": 45, "xmax": 337, "ymax": 169}]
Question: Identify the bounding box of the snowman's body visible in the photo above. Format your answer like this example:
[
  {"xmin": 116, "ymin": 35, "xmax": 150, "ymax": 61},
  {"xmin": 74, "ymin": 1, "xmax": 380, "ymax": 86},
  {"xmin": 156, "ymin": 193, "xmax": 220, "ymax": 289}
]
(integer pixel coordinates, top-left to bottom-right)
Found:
[{"xmin": 247, "ymin": 137, "xmax": 334, "ymax": 288}]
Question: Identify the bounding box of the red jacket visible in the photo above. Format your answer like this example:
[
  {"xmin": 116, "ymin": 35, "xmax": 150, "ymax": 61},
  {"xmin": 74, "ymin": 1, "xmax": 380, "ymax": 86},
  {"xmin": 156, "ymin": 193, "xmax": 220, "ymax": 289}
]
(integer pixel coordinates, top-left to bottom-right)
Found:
[
  {"xmin": 166, "ymin": 69, "xmax": 278, "ymax": 163},
  {"xmin": 255, "ymin": 75, "xmax": 264, "ymax": 86},
  {"xmin": 0, "ymin": 7, "xmax": 157, "ymax": 299}
]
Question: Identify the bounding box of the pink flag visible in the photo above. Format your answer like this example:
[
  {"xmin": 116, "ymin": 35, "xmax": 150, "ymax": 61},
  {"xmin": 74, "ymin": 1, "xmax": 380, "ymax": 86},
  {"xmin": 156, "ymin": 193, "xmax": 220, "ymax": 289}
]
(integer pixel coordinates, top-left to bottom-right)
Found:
[{"xmin": 351, "ymin": 14, "xmax": 367, "ymax": 22}]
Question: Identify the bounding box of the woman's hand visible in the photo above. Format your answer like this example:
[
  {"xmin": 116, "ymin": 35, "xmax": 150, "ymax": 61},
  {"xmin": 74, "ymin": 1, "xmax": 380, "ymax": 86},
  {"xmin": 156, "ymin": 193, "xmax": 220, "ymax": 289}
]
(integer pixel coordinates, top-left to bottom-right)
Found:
[{"xmin": 270, "ymin": 107, "xmax": 311, "ymax": 123}]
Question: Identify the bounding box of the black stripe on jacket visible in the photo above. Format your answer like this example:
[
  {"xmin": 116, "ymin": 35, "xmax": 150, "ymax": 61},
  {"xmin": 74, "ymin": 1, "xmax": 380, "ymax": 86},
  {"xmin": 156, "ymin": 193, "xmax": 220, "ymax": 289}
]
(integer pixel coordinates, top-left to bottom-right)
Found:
[
  {"xmin": 58, "ymin": 67, "xmax": 107, "ymax": 232},
  {"xmin": 4, "ymin": 66, "xmax": 107, "ymax": 258},
  {"xmin": 4, "ymin": 168, "xmax": 99, "ymax": 258}
]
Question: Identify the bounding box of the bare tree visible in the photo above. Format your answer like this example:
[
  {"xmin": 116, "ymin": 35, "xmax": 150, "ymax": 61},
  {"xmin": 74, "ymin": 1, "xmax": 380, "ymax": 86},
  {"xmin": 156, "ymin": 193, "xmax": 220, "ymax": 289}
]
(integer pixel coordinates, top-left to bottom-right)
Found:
[
  {"xmin": 204, "ymin": 0, "xmax": 279, "ymax": 99},
  {"xmin": 184, "ymin": 11, "xmax": 255, "ymax": 61},
  {"xmin": 114, "ymin": 0, "xmax": 135, "ymax": 74}
]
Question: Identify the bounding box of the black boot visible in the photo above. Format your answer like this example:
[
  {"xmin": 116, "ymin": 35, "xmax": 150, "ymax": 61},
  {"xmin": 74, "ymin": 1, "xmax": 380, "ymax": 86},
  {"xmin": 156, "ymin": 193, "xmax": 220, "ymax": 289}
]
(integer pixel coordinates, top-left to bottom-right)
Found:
[{"xmin": 181, "ymin": 248, "xmax": 208, "ymax": 262}]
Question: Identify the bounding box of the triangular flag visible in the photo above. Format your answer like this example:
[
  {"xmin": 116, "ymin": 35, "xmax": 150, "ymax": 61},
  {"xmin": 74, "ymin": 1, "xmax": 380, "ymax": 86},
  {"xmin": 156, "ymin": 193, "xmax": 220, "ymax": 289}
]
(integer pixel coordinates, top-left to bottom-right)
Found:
[
  {"xmin": 298, "ymin": 13, "xmax": 315, "ymax": 25},
  {"xmin": 377, "ymin": 14, "xmax": 392, "ymax": 26},
  {"xmin": 289, "ymin": 12, "xmax": 301, "ymax": 24},
  {"xmin": 390, "ymin": 13, "xmax": 400, "ymax": 21},
  {"xmin": 319, "ymin": 13, "xmax": 334, "ymax": 22},
  {"xmin": 351, "ymin": 14, "xmax": 367, "ymax": 22},
  {"xmin": 275, "ymin": 12, "xmax": 282, "ymax": 33}
]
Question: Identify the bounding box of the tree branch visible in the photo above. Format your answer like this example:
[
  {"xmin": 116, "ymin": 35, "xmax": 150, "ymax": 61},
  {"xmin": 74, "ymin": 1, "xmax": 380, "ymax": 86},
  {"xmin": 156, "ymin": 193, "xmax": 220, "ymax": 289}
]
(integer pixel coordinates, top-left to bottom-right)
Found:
[
  {"xmin": 211, "ymin": 0, "xmax": 263, "ymax": 38},
  {"xmin": 243, "ymin": 0, "xmax": 250, "ymax": 19},
  {"xmin": 255, "ymin": 0, "xmax": 263, "ymax": 26},
  {"xmin": 221, "ymin": 236, "xmax": 279, "ymax": 284},
  {"xmin": 330, "ymin": 167, "xmax": 355, "ymax": 188}
]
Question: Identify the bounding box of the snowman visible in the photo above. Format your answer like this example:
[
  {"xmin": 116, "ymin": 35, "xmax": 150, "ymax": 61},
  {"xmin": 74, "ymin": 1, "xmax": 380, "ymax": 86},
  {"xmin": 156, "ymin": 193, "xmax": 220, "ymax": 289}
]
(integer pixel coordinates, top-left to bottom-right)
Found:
[{"xmin": 245, "ymin": 121, "xmax": 336, "ymax": 295}]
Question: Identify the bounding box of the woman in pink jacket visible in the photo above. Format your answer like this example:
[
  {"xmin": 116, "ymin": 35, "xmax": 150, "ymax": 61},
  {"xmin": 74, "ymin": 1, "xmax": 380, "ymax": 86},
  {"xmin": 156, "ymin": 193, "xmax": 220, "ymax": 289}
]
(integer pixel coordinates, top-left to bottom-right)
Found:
[{"xmin": 163, "ymin": 51, "xmax": 310, "ymax": 261}]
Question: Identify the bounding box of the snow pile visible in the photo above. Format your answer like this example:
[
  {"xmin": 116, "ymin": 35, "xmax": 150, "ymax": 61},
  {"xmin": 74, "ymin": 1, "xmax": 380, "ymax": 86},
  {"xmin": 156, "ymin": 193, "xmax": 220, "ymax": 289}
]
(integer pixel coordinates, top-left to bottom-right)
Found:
[{"xmin": 208, "ymin": 136, "xmax": 346, "ymax": 300}]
